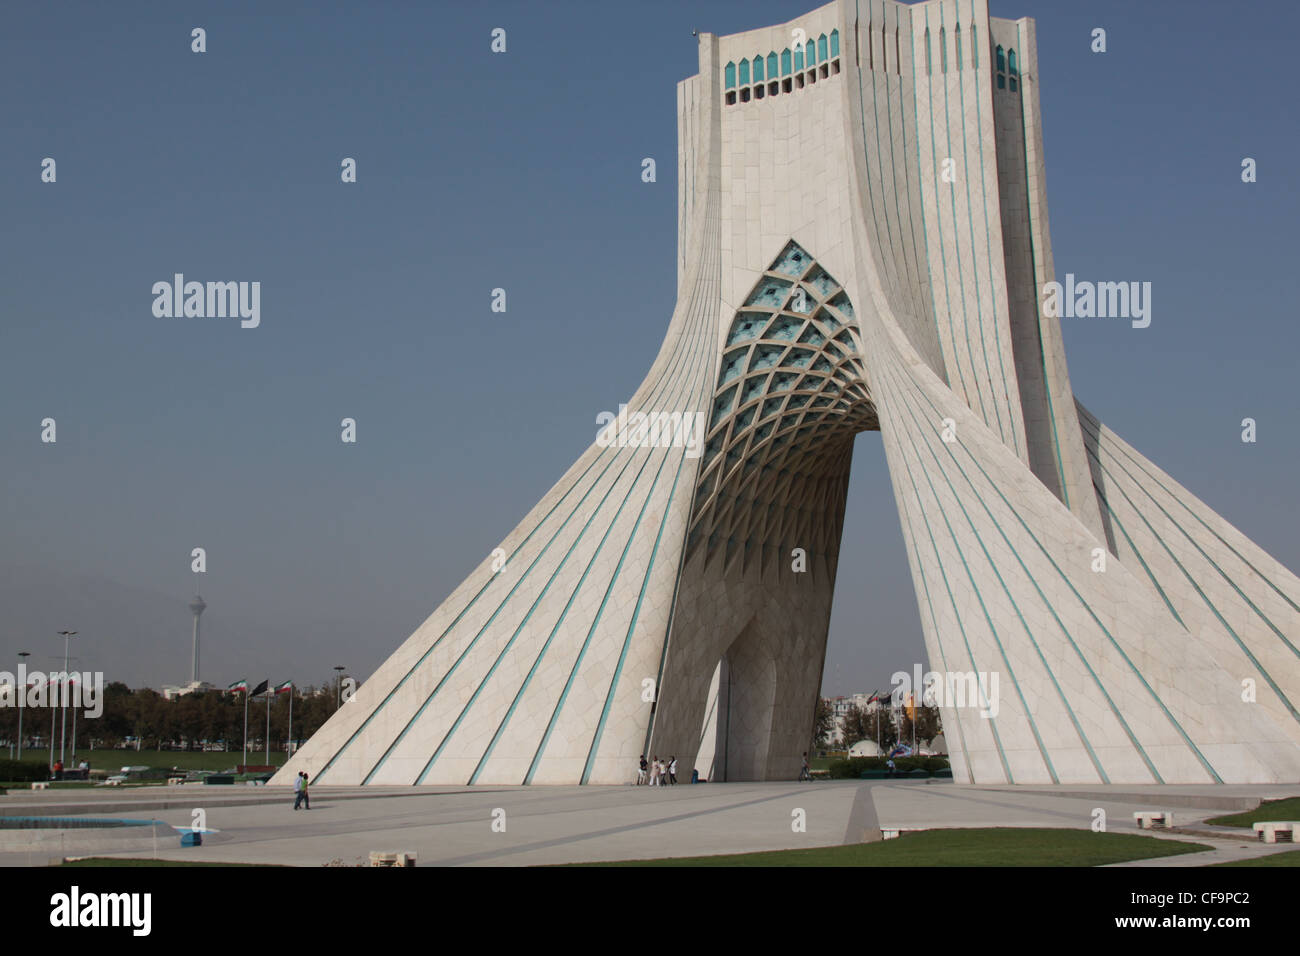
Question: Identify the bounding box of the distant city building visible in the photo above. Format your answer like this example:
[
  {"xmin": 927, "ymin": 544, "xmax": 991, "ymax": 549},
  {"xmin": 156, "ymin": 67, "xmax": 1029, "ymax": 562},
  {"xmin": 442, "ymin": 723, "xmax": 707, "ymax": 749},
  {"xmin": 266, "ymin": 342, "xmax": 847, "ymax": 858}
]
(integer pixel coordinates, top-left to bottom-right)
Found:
[
  {"xmin": 824, "ymin": 692, "xmax": 884, "ymax": 745},
  {"xmin": 161, "ymin": 680, "xmax": 217, "ymax": 701}
]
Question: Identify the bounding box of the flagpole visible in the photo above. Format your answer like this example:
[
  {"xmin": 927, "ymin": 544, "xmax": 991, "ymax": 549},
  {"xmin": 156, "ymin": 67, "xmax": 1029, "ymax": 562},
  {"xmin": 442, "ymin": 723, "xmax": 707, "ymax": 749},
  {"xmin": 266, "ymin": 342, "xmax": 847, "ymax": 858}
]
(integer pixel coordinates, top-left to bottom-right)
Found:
[
  {"xmin": 69, "ymin": 678, "xmax": 77, "ymax": 764},
  {"xmin": 265, "ymin": 690, "xmax": 271, "ymax": 764},
  {"xmin": 287, "ymin": 686, "xmax": 294, "ymax": 757},
  {"xmin": 49, "ymin": 682, "xmax": 56, "ymax": 769},
  {"xmin": 242, "ymin": 690, "xmax": 249, "ymax": 769}
]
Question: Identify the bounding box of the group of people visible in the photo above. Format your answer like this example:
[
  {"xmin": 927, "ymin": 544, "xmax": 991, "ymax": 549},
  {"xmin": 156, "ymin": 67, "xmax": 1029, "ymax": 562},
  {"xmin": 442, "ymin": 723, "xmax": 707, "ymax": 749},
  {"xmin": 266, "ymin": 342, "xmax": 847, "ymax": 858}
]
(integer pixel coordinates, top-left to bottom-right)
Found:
[
  {"xmin": 292, "ymin": 771, "xmax": 310, "ymax": 810},
  {"xmin": 637, "ymin": 754, "xmax": 677, "ymax": 785}
]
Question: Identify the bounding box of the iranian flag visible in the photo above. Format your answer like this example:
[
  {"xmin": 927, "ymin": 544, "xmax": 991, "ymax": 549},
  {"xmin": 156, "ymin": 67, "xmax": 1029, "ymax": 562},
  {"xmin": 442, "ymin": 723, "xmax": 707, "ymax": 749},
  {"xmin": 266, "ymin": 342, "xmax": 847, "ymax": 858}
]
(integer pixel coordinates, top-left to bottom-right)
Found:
[
  {"xmin": 227, "ymin": 679, "xmax": 248, "ymax": 694},
  {"xmin": 274, "ymin": 680, "xmax": 293, "ymax": 695}
]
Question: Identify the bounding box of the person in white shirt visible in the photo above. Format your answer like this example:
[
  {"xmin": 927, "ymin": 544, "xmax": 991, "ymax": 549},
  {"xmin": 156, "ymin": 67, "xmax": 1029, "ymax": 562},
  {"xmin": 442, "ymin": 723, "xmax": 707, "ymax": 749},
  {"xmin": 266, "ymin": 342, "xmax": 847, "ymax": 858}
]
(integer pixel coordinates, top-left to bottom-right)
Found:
[{"xmin": 650, "ymin": 756, "xmax": 660, "ymax": 786}]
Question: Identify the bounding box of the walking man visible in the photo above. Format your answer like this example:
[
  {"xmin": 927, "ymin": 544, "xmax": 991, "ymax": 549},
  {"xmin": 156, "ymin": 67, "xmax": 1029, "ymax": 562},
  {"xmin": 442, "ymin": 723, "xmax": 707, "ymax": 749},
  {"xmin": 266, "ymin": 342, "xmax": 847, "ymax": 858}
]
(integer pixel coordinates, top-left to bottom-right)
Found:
[
  {"xmin": 637, "ymin": 754, "xmax": 648, "ymax": 785},
  {"xmin": 668, "ymin": 756, "xmax": 677, "ymax": 785},
  {"xmin": 293, "ymin": 771, "xmax": 305, "ymax": 809},
  {"xmin": 799, "ymin": 752, "xmax": 811, "ymax": 781}
]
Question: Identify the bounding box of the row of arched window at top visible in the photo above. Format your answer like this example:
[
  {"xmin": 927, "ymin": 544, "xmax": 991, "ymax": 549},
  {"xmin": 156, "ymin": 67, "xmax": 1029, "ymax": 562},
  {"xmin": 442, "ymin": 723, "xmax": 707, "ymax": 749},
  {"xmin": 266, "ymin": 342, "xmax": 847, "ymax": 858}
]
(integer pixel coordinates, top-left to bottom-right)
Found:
[
  {"xmin": 724, "ymin": 29, "xmax": 841, "ymax": 91},
  {"xmin": 922, "ymin": 23, "xmax": 1019, "ymax": 92}
]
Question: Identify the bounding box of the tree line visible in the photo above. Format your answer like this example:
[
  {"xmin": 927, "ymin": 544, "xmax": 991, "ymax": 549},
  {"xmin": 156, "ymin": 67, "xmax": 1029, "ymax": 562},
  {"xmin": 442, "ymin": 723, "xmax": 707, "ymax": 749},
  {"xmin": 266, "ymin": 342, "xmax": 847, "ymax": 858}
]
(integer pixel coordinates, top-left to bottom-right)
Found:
[
  {"xmin": 0, "ymin": 680, "xmax": 350, "ymax": 756},
  {"xmin": 814, "ymin": 697, "xmax": 942, "ymax": 752}
]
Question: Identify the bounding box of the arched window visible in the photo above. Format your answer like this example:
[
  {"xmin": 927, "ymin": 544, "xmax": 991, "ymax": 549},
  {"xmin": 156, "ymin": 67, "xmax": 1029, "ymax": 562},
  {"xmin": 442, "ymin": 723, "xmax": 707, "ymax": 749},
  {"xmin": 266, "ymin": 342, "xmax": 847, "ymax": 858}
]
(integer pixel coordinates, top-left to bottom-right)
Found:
[
  {"xmin": 995, "ymin": 44, "xmax": 1005, "ymax": 89},
  {"xmin": 818, "ymin": 33, "xmax": 828, "ymax": 62},
  {"xmin": 794, "ymin": 43, "xmax": 804, "ymax": 71},
  {"xmin": 725, "ymin": 61, "xmax": 736, "ymax": 89},
  {"xmin": 781, "ymin": 48, "xmax": 792, "ymax": 75},
  {"xmin": 753, "ymin": 55, "xmax": 764, "ymax": 82},
  {"xmin": 1008, "ymin": 48, "xmax": 1018, "ymax": 91},
  {"xmin": 924, "ymin": 28, "xmax": 931, "ymax": 75},
  {"xmin": 955, "ymin": 23, "xmax": 962, "ymax": 71},
  {"xmin": 767, "ymin": 51, "xmax": 778, "ymax": 78},
  {"xmin": 940, "ymin": 27, "xmax": 947, "ymax": 73},
  {"xmin": 806, "ymin": 37, "xmax": 816, "ymax": 66},
  {"xmin": 971, "ymin": 23, "xmax": 978, "ymax": 69},
  {"xmin": 739, "ymin": 59, "xmax": 750, "ymax": 85},
  {"xmin": 830, "ymin": 29, "xmax": 840, "ymax": 58}
]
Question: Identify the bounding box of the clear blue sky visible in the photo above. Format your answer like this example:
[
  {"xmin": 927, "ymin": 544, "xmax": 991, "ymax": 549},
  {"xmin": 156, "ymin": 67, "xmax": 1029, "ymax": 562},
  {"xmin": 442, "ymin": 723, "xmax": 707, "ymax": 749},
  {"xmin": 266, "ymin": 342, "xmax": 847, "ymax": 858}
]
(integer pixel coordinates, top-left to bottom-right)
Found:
[{"xmin": 2, "ymin": 0, "xmax": 1297, "ymax": 697}]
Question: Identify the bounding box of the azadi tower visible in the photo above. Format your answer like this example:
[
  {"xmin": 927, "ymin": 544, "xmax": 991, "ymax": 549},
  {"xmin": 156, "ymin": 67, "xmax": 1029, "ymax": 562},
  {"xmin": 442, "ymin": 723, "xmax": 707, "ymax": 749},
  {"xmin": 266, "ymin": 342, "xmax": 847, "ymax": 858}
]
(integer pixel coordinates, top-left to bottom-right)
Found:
[{"xmin": 278, "ymin": 0, "xmax": 1300, "ymax": 787}]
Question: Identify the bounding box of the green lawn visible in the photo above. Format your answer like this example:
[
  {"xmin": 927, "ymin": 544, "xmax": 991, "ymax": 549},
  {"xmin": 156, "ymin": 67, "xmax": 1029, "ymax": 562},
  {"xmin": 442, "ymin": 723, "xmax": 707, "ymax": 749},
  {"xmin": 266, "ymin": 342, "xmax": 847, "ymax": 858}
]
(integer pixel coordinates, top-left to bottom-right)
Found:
[
  {"xmin": 568, "ymin": 828, "xmax": 1211, "ymax": 867},
  {"xmin": 61, "ymin": 858, "xmax": 279, "ymax": 867},
  {"xmin": 1205, "ymin": 796, "xmax": 1300, "ymax": 828},
  {"xmin": 1211, "ymin": 849, "xmax": 1300, "ymax": 867},
  {"xmin": 68, "ymin": 750, "xmax": 289, "ymax": 773}
]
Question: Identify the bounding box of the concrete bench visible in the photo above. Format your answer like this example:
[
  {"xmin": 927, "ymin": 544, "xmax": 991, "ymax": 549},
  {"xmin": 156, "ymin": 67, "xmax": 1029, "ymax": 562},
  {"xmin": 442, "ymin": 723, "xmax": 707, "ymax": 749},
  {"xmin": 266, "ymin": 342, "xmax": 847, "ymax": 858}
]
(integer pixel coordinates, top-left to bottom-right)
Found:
[
  {"xmin": 1133, "ymin": 811, "xmax": 1174, "ymax": 829},
  {"xmin": 30, "ymin": 782, "xmax": 49, "ymax": 790},
  {"xmin": 880, "ymin": 827, "xmax": 922, "ymax": 840},
  {"xmin": 1252, "ymin": 822, "xmax": 1300, "ymax": 844},
  {"xmin": 369, "ymin": 851, "xmax": 416, "ymax": 867}
]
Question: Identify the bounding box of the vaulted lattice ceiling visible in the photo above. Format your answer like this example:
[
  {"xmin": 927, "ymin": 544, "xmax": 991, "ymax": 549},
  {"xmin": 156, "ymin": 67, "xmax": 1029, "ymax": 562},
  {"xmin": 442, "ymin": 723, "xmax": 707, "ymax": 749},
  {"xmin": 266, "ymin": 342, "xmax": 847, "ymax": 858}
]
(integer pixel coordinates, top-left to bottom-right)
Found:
[{"xmin": 687, "ymin": 241, "xmax": 878, "ymax": 574}]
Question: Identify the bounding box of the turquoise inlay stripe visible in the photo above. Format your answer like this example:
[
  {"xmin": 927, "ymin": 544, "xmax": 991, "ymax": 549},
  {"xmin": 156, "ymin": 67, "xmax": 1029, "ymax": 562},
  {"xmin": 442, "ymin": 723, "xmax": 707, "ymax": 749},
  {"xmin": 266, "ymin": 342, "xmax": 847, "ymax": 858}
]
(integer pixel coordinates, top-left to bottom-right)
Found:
[
  {"xmin": 875, "ymin": 374, "xmax": 1014, "ymax": 782},
  {"xmin": 959, "ymin": 0, "xmax": 1020, "ymax": 457},
  {"xmin": 1078, "ymin": 414, "xmax": 1300, "ymax": 663},
  {"xmin": 902, "ymin": 1, "xmax": 947, "ymax": 374},
  {"xmin": 365, "ymin": 417, "xmax": 655, "ymax": 784},
  {"xmin": 522, "ymin": 210, "xmax": 717, "ymax": 785},
  {"xmin": 1013, "ymin": 20, "xmax": 1069, "ymax": 510},
  {"xmin": 922, "ymin": 7, "xmax": 977, "ymax": 421},
  {"xmin": 492, "ymin": 230, "xmax": 719, "ymax": 785},
  {"xmin": 883, "ymin": 361, "xmax": 1120, "ymax": 783},
  {"xmin": 855, "ymin": 0, "xmax": 910, "ymax": 328},
  {"xmin": 895, "ymin": 357, "xmax": 1219, "ymax": 782},
  {"xmin": 580, "ymin": 437, "xmax": 692, "ymax": 783},
  {"xmin": 527, "ymin": 444, "xmax": 677, "ymax": 783},
  {"xmin": 939, "ymin": 5, "xmax": 1002, "ymax": 447},
  {"xmin": 893, "ymin": 445, "xmax": 978, "ymax": 781},
  {"xmin": 410, "ymin": 213, "xmax": 719, "ymax": 785},
  {"xmin": 882, "ymin": 3, "xmax": 925, "ymax": 323},
  {"xmin": 423, "ymin": 437, "xmax": 662, "ymax": 785},
  {"xmin": 1091, "ymin": 480, "xmax": 1188, "ymax": 629},
  {"xmin": 1077, "ymin": 405, "xmax": 1300, "ymax": 617},
  {"xmin": 322, "ymin": 211, "xmax": 717, "ymax": 784},
  {"xmin": 1077, "ymin": 430, "xmax": 1300, "ymax": 725},
  {"xmin": 880, "ymin": 364, "xmax": 1059, "ymax": 783},
  {"xmin": 630, "ymin": 223, "xmax": 726, "ymax": 762}
]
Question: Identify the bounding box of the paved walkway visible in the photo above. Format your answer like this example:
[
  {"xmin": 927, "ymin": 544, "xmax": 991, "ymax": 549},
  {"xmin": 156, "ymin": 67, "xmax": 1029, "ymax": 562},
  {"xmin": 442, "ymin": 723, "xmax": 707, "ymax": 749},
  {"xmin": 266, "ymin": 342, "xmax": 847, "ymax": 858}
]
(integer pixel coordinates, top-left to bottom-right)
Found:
[
  {"xmin": 3, "ymin": 781, "xmax": 859, "ymax": 867},
  {"xmin": 1, "ymin": 779, "xmax": 1293, "ymax": 866}
]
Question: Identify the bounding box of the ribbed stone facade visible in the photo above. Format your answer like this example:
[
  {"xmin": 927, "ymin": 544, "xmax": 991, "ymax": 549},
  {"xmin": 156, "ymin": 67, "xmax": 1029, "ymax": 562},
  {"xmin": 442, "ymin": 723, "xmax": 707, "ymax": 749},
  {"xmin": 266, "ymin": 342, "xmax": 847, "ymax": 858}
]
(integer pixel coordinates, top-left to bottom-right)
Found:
[{"xmin": 276, "ymin": 0, "xmax": 1300, "ymax": 788}]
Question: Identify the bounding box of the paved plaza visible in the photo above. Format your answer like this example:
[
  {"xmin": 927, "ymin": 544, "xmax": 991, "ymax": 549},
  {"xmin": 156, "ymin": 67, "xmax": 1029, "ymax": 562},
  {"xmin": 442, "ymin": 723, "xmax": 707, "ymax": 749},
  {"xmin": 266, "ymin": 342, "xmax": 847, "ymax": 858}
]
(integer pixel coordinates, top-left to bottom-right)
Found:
[{"xmin": 2, "ymin": 780, "xmax": 1295, "ymax": 866}]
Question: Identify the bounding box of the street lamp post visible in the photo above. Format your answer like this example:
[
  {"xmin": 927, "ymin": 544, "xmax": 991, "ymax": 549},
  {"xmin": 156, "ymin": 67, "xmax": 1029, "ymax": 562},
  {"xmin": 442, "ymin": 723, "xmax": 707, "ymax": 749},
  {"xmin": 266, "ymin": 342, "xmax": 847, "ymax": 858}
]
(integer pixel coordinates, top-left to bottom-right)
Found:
[
  {"xmin": 56, "ymin": 631, "xmax": 77, "ymax": 766},
  {"xmin": 16, "ymin": 652, "xmax": 30, "ymax": 760},
  {"xmin": 70, "ymin": 676, "xmax": 79, "ymax": 764},
  {"xmin": 333, "ymin": 666, "xmax": 346, "ymax": 711},
  {"xmin": 48, "ymin": 679, "xmax": 56, "ymax": 770}
]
